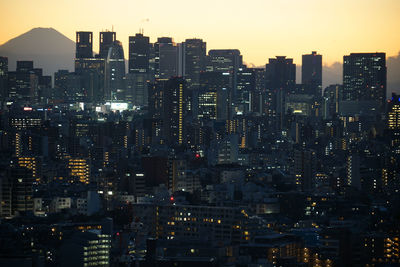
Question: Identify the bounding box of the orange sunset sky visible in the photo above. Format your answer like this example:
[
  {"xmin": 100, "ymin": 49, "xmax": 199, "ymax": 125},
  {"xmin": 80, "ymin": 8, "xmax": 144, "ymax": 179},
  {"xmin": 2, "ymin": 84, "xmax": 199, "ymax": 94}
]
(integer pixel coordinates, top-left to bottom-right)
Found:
[{"xmin": 1, "ymin": 0, "xmax": 399, "ymax": 66}]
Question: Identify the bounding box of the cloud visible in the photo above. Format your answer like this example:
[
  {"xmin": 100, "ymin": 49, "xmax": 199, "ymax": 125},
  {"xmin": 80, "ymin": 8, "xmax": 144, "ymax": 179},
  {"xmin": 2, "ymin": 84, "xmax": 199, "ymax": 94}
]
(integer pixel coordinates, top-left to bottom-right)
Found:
[{"xmin": 388, "ymin": 51, "xmax": 400, "ymax": 95}]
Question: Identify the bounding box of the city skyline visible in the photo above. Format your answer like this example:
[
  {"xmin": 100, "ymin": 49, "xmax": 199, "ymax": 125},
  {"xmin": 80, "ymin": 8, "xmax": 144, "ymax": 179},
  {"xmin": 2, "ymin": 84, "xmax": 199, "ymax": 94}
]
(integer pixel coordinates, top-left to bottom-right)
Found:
[{"xmin": 1, "ymin": 0, "xmax": 399, "ymax": 66}]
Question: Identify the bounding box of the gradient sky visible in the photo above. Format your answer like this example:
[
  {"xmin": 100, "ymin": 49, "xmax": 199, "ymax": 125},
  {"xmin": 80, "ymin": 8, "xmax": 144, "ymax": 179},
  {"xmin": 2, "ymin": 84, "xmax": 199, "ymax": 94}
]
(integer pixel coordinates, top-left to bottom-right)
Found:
[{"xmin": 1, "ymin": 0, "xmax": 399, "ymax": 66}]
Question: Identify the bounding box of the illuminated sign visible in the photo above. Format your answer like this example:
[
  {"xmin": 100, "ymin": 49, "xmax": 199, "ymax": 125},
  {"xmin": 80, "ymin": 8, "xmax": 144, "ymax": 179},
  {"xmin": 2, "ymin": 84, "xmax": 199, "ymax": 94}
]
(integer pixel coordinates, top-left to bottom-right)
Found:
[{"xmin": 110, "ymin": 102, "xmax": 128, "ymax": 111}]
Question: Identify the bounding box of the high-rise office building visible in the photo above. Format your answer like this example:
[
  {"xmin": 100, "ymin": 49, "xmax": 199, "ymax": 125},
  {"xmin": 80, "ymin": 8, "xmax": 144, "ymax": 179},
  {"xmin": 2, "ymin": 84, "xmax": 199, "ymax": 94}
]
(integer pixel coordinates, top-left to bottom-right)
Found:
[
  {"xmin": 323, "ymin": 84, "xmax": 342, "ymax": 119},
  {"xmin": 206, "ymin": 49, "xmax": 242, "ymax": 73},
  {"xmin": 206, "ymin": 49, "xmax": 242, "ymax": 98},
  {"xmin": 252, "ymin": 68, "xmax": 266, "ymax": 114},
  {"xmin": 99, "ymin": 31, "xmax": 116, "ymax": 58},
  {"xmin": 302, "ymin": 51, "xmax": 322, "ymax": 97},
  {"xmin": 236, "ymin": 67, "xmax": 255, "ymax": 114},
  {"xmin": 184, "ymin": 39, "xmax": 206, "ymax": 90},
  {"xmin": 127, "ymin": 33, "xmax": 150, "ymax": 106},
  {"xmin": 163, "ymin": 77, "xmax": 186, "ymax": 146},
  {"xmin": 128, "ymin": 33, "xmax": 150, "ymax": 73},
  {"xmin": 154, "ymin": 37, "xmax": 178, "ymax": 79},
  {"xmin": 265, "ymin": 56, "xmax": 296, "ymax": 125},
  {"xmin": 76, "ymin": 31, "xmax": 93, "ymax": 59},
  {"xmin": 148, "ymin": 79, "xmax": 168, "ymax": 144},
  {"xmin": 74, "ymin": 58, "xmax": 106, "ymax": 102},
  {"xmin": 265, "ymin": 56, "xmax": 296, "ymax": 91},
  {"xmin": 105, "ymin": 41, "xmax": 125, "ymax": 100},
  {"xmin": 198, "ymin": 72, "xmax": 231, "ymax": 121},
  {"xmin": 343, "ymin": 53, "xmax": 386, "ymax": 112},
  {"xmin": 16, "ymin": 61, "xmax": 34, "ymax": 73},
  {"xmin": 0, "ymin": 56, "xmax": 8, "ymax": 99},
  {"xmin": 55, "ymin": 69, "xmax": 82, "ymax": 101},
  {"xmin": 8, "ymin": 61, "xmax": 38, "ymax": 101},
  {"xmin": 125, "ymin": 72, "xmax": 148, "ymax": 106}
]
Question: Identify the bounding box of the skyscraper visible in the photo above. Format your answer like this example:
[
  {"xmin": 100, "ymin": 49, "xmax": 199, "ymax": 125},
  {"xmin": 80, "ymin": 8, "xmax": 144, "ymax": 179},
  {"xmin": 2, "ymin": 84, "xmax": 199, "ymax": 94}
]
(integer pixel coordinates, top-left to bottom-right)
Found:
[
  {"xmin": 127, "ymin": 33, "xmax": 150, "ymax": 106},
  {"xmin": 323, "ymin": 84, "xmax": 342, "ymax": 119},
  {"xmin": 343, "ymin": 53, "xmax": 386, "ymax": 112},
  {"xmin": 198, "ymin": 72, "xmax": 231, "ymax": 121},
  {"xmin": 0, "ymin": 56, "xmax": 8, "ymax": 99},
  {"xmin": 163, "ymin": 77, "xmax": 186, "ymax": 146},
  {"xmin": 128, "ymin": 33, "xmax": 150, "ymax": 73},
  {"xmin": 236, "ymin": 67, "xmax": 255, "ymax": 114},
  {"xmin": 105, "ymin": 41, "xmax": 125, "ymax": 100},
  {"xmin": 265, "ymin": 56, "xmax": 296, "ymax": 91},
  {"xmin": 265, "ymin": 56, "xmax": 296, "ymax": 126},
  {"xmin": 154, "ymin": 37, "xmax": 177, "ymax": 79},
  {"xmin": 16, "ymin": 61, "xmax": 34, "ymax": 72},
  {"xmin": 99, "ymin": 31, "xmax": 116, "ymax": 58},
  {"xmin": 302, "ymin": 51, "xmax": 322, "ymax": 97},
  {"xmin": 74, "ymin": 58, "xmax": 106, "ymax": 102},
  {"xmin": 206, "ymin": 49, "xmax": 242, "ymax": 73},
  {"xmin": 8, "ymin": 61, "xmax": 37, "ymax": 101},
  {"xmin": 184, "ymin": 39, "xmax": 206, "ymax": 90},
  {"xmin": 206, "ymin": 49, "xmax": 242, "ymax": 98},
  {"xmin": 76, "ymin": 31, "xmax": 93, "ymax": 59},
  {"xmin": 251, "ymin": 68, "xmax": 266, "ymax": 114},
  {"xmin": 125, "ymin": 72, "xmax": 148, "ymax": 106}
]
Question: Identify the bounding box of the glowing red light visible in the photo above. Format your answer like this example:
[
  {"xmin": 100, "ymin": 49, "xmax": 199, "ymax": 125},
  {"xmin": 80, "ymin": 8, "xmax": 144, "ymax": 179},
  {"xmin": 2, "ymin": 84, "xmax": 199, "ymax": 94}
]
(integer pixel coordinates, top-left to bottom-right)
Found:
[
  {"xmin": 170, "ymin": 196, "xmax": 174, "ymax": 201},
  {"xmin": 116, "ymin": 232, "xmax": 120, "ymax": 236},
  {"xmin": 195, "ymin": 153, "xmax": 200, "ymax": 158}
]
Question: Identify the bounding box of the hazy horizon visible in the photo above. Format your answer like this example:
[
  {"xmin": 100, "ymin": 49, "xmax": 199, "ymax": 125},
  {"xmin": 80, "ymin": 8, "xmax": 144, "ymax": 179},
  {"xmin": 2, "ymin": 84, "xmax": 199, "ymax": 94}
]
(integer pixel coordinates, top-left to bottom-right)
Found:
[{"xmin": 1, "ymin": 0, "xmax": 399, "ymax": 66}]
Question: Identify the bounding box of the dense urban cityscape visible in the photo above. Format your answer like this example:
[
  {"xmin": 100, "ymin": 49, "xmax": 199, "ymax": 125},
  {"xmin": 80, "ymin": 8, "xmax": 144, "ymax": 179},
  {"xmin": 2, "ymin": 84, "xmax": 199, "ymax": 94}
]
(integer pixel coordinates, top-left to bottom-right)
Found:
[{"xmin": 0, "ymin": 23, "xmax": 399, "ymax": 267}]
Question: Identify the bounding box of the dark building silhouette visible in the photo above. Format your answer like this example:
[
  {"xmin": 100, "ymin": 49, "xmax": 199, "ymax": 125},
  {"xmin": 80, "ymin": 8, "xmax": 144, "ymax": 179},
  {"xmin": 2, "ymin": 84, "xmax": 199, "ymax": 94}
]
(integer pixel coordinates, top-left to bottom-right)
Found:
[
  {"xmin": 128, "ymin": 33, "xmax": 150, "ymax": 74},
  {"xmin": 207, "ymin": 49, "xmax": 242, "ymax": 98},
  {"xmin": 198, "ymin": 72, "xmax": 231, "ymax": 121},
  {"xmin": 125, "ymin": 72, "xmax": 148, "ymax": 106},
  {"xmin": 148, "ymin": 79, "xmax": 168, "ymax": 144},
  {"xmin": 54, "ymin": 69, "xmax": 81, "ymax": 100},
  {"xmin": 8, "ymin": 61, "xmax": 37, "ymax": 101},
  {"xmin": 74, "ymin": 58, "xmax": 106, "ymax": 102},
  {"xmin": 343, "ymin": 52, "xmax": 386, "ymax": 112},
  {"xmin": 265, "ymin": 56, "xmax": 296, "ymax": 127},
  {"xmin": 99, "ymin": 31, "xmax": 116, "ymax": 58},
  {"xmin": 17, "ymin": 61, "xmax": 34, "ymax": 73},
  {"xmin": 236, "ymin": 67, "xmax": 255, "ymax": 114},
  {"xmin": 127, "ymin": 33, "xmax": 150, "ymax": 106},
  {"xmin": 163, "ymin": 77, "xmax": 187, "ymax": 146},
  {"xmin": 154, "ymin": 37, "xmax": 177, "ymax": 79},
  {"xmin": 302, "ymin": 51, "xmax": 322, "ymax": 97},
  {"xmin": 251, "ymin": 67, "xmax": 266, "ymax": 114},
  {"xmin": 265, "ymin": 56, "xmax": 296, "ymax": 91},
  {"xmin": 0, "ymin": 56, "xmax": 8, "ymax": 99},
  {"xmin": 184, "ymin": 38, "xmax": 206, "ymax": 90},
  {"xmin": 323, "ymin": 84, "xmax": 342, "ymax": 119},
  {"xmin": 141, "ymin": 156, "xmax": 169, "ymax": 187},
  {"xmin": 0, "ymin": 165, "xmax": 34, "ymax": 218},
  {"xmin": 75, "ymin": 31, "xmax": 93, "ymax": 59},
  {"xmin": 207, "ymin": 49, "xmax": 242, "ymax": 73},
  {"xmin": 105, "ymin": 41, "xmax": 125, "ymax": 100}
]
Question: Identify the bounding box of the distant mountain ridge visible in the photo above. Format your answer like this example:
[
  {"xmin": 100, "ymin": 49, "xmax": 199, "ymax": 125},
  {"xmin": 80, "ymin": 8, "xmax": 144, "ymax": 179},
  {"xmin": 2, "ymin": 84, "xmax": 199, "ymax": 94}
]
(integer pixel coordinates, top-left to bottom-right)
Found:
[{"xmin": 0, "ymin": 27, "xmax": 75, "ymax": 76}]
